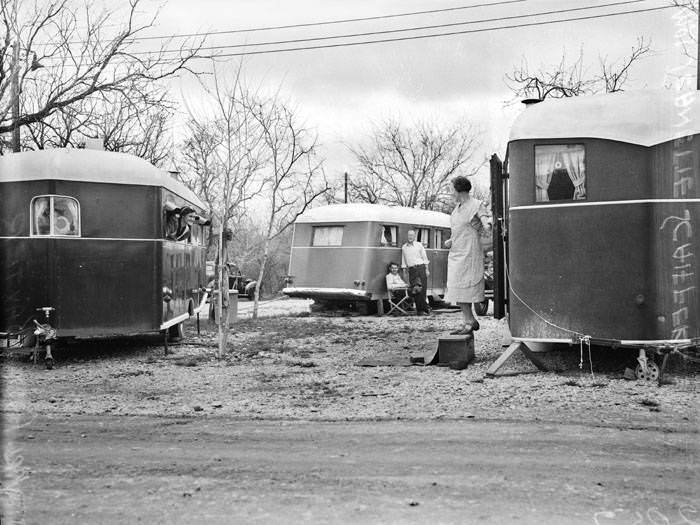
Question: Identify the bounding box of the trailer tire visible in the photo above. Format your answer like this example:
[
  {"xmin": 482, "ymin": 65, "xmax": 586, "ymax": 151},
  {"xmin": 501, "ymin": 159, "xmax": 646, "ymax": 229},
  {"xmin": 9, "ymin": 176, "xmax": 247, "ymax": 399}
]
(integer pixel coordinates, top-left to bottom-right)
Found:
[{"xmin": 474, "ymin": 299, "xmax": 489, "ymax": 316}]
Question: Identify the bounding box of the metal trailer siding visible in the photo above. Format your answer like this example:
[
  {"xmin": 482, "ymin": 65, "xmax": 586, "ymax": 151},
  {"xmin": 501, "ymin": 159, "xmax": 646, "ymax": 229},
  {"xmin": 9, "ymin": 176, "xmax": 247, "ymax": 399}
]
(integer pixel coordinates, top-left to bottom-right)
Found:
[
  {"xmin": 506, "ymin": 137, "xmax": 699, "ymax": 342},
  {"xmin": 288, "ymin": 220, "xmax": 450, "ymax": 300},
  {"xmin": 650, "ymin": 137, "xmax": 700, "ymax": 341},
  {"xmin": 1, "ymin": 178, "xmax": 206, "ymax": 338}
]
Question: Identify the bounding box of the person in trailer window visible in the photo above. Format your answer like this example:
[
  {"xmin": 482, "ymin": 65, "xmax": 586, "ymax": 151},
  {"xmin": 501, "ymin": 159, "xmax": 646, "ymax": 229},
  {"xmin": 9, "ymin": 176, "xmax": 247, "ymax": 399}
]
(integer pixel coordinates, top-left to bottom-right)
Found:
[{"xmin": 174, "ymin": 206, "xmax": 196, "ymax": 242}]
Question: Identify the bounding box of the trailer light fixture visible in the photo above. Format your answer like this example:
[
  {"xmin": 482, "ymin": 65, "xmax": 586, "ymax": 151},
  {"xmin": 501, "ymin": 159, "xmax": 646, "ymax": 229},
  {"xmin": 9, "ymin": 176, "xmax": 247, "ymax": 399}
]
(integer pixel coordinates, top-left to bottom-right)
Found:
[
  {"xmin": 657, "ymin": 315, "xmax": 666, "ymax": 324},
  {"xmin": 634, "ymin": 294, "xmax": 645, "ymax": 306},
  {"xmin": 162, "ymin": 286, "xmax": 173, "ymax": 303}
]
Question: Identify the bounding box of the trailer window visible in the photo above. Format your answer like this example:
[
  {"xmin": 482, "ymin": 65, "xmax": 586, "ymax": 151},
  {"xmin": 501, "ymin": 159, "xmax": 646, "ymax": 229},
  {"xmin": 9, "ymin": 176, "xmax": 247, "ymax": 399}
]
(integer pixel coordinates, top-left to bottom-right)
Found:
[
  {"xmin": 31, "ymin": 195, "xmax": 80, "ymax": 237},
  {"xmin": 535, "ymin": 144, "xmax": 586, "ymax": 202},
  {"xmin": 416, "ymin": 228, "xmax": 430, "ymax": 248},
  {"xmin": 312, "ymin": 226, "xmax": 344, "ymax": 246},
  {"xmin": 381, "ymin": 225, "xmax": 398, "ymax": 247},
  {"xmin": 433, "ymin": 229, "xmax": 443, "ymax": 249}
]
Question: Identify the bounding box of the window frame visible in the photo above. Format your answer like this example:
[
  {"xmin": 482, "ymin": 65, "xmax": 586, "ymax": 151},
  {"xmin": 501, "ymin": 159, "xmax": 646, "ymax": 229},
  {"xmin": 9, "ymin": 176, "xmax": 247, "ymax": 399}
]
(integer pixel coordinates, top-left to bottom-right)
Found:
[
  {"xmin": 534, "ymin": 143, "xmax": 587, "ymax": 203},
  {"xmin": 433, "ymin": 229, "xmax": 444, "ymax": 249},
  {"xmin": 416, "ymin": 227, "xmax": 431, "ymax": 248},
  {"xmin": 312, "ymin": 225, "xmax": 344, "ymax": 246},
  {"xmin": 30, "ymin": 194, "xmax": 81, "ymax": 237},
  {"xmin": 380, "ymin": 225, "xmax": 399, "ymax": 247}
]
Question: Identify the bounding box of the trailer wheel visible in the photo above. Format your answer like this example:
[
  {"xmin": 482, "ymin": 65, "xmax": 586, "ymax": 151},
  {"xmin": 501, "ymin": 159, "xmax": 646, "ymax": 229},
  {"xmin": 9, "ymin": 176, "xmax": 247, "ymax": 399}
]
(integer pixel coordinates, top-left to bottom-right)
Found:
[
  {"xmin": 635, "ymin": 361, "xmax": 660, "ymax": 381},
  {"xmin": 168, "ymin": 322, "xmax": 184, "ymax": 341},
  {"xmin": 474, "ymin": 299, "xmax": 489, "ymax": 316}
]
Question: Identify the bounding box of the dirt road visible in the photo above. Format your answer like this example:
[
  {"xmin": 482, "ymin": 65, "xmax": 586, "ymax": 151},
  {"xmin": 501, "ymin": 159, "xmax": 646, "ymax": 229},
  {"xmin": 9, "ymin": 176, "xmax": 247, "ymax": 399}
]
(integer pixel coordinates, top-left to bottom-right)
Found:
[{"xmin": 4, "ymin": 415, "xmax": 699, "ymax": 524}]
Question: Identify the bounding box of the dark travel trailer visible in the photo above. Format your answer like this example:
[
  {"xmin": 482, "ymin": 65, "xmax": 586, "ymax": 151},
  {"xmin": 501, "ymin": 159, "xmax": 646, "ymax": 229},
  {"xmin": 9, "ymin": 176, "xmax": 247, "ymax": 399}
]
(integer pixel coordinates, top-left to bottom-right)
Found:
[
  {"xmin": 0, "ymin": 148, "xmax": 210, "ymax": 365},
  {"xmin": 491, "ymin": 90, "xmax": 700, "ymax": 379}
]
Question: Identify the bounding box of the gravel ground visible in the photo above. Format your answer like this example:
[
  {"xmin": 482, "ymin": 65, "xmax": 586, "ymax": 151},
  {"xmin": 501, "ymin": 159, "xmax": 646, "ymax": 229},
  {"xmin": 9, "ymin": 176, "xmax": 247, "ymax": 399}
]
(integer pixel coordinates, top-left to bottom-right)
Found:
[{"xmin": 2, "ymin": 301, "xmax": 698, "ymax": 430}]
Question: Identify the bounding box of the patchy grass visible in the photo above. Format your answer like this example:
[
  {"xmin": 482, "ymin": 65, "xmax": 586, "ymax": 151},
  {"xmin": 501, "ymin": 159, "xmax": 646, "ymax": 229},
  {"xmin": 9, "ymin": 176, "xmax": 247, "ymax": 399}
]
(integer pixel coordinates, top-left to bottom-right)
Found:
[
  {"xmin": 287, "ymin": 360, "xmax": 317, "ymax": 368},
  {"xmin": 561, "ymin": 379, "xmax": 581, "ymax": 387}
]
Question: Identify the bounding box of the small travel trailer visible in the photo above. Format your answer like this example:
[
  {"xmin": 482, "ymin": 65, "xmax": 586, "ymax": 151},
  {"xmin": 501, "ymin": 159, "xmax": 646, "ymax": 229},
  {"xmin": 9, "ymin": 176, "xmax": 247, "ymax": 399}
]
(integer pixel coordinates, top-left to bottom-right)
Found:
[
  {"xmin": 0, "ymin": 148, "xmax": 209, "ymax": 366},
  {"xmin": 491, "ymin": 90, "xmax": 700, "ymax": 376},
  {"xmin": 283, "ymin": 203, "xmax": 453, "ymax": 313}
]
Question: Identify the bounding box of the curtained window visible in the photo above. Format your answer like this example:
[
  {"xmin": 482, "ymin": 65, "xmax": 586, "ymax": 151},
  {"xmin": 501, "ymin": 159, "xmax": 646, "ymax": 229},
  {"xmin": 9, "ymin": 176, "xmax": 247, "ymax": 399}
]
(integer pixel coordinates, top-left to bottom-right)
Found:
[
  {"xmin": 416, "ymin": 227, "xmax": 430, "ymax": 248},
  {"xmin": 433, "ymin": 229, "xmax": 443, "ymax": 249},
  {"xmin": 380, "ymin": 225, "xmax": 398, "ymax": 246},
  {"xmin": 312, "ymin": 226, "xmax": 344, "ymax": 246},
  {"xmin": 31, "ymin": 195, "xmax": 81, "ymax": 236},
  {"xmin": 534, "ymin": 144, "xmax": 586, "ymax": 202}
]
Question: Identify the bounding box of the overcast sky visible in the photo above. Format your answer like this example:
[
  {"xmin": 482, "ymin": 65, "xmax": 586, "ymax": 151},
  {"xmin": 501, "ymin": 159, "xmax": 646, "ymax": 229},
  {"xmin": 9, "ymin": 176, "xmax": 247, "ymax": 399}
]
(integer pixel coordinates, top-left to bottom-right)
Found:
[{"xmin": 140, "ymin": 0, "xmax": 686, "ymax": 185}]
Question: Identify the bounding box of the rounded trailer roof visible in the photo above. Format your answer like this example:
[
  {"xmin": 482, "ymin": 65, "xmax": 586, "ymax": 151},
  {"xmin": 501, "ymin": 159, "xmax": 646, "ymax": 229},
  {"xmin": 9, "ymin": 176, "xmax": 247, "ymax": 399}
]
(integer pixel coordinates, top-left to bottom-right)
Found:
[
  {"xmin": 0, "ymin": 148, "xmax": 205, "ymax": 209},
  {"xmin": 509, "ymin": 90, "xmax": 700, "ymax": 147},
  {"xmin": 295, "ymin": 203, "xmax": 451, "ymax": 228}
]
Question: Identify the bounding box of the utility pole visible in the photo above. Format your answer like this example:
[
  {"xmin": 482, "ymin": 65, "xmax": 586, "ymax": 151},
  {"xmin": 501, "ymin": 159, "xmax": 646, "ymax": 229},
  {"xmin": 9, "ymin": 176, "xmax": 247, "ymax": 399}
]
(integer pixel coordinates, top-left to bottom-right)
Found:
[
  {"xmin": 11, "ymin": 0, "xmax": 20, "ymax": 152},
  {"xmin": 344, "ymin": 172, "xmax": 348, "ymax": 203},
  {"xmin": 697, "ymin": 4, "xmax": 700, "ymax": 89}
]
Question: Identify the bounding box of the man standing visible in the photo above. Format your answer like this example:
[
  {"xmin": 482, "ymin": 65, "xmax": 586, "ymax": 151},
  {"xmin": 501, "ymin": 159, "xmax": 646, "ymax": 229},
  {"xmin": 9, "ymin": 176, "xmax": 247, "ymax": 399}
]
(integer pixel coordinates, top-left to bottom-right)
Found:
[{"xmin": 401, "ymin": 229, "xmax": 430, "ymax": 315}]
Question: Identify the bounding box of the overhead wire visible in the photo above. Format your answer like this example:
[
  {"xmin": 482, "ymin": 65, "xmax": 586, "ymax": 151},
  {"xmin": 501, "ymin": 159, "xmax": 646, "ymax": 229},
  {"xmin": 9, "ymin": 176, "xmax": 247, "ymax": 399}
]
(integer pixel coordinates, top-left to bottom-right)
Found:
[
  {"xmin": 201, "ymin": 4, "xmax": 673, "ymax": 60},
  {"xmin": 123, "ymin": 0, "xmax": 653, "ymax": 56},
  {"xmin": 35, "ymin": 1, "xmax": 672, "ymax": 67},
  {"xmin": 99, "ymin": 0, "xmax": 532, "ymax": 42}
]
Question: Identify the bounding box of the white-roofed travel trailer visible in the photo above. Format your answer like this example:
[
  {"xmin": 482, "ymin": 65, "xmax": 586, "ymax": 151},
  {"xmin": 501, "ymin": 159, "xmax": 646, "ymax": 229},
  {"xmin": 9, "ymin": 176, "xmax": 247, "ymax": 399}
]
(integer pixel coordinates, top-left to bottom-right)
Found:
[
  {"xmin": 490, "ymin": 90, "xmax": 700, "ymax": 379},
  {"xmin": 0, "ymin": 148, "xmax": 210, "ymax": 367},
  {"xmin": 283, "ymin": 203, "xmax": 454, "ymax": 314}
]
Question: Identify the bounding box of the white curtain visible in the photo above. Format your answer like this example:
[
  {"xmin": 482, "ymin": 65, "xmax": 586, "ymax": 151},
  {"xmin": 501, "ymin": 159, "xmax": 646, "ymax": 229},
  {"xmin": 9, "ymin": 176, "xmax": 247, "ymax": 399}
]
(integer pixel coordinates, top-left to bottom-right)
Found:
[
  {"xmin": 33, "ymin": 197, "xmax": 51, "ymax": 235},
  {"xmin": 561, "ymin": 145, "xmax": 586, "ymax": 200},
  {"xmin": 535, "ymin": 148, "xmax": 558, "ymax": 202},
  {"xmin": 314, "ymin": 226, "xmax": 343, "ymax": 246}
]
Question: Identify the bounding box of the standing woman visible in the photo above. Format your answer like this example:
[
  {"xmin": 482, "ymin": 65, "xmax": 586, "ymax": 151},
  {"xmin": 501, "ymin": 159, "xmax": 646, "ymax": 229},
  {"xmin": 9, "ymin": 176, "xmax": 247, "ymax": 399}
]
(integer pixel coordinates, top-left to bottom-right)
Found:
[{"xmin": 444, "ymin": 176, "xmax": 489, "ymax": 335}]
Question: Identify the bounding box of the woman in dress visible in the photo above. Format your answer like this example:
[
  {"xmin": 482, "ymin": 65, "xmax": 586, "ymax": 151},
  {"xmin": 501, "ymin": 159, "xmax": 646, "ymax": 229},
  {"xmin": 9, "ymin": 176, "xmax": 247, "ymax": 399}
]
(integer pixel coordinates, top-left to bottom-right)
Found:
[{"xmin": 444, "ymin": 176, "xmax": 489, "ymax": 335}]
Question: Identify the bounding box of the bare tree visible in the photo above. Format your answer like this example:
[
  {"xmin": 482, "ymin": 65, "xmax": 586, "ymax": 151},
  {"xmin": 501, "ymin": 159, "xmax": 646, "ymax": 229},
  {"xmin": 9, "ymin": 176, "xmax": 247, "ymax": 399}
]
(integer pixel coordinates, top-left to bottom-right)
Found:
[
  {"xmin": 669, "ymin": 0, "xmax": 698, "ymax": 82},
  {"xmin": 672, "ymin": 0, "xmax": 698, "ymax": 14},
  {"xmin": 246, "ymin": 94, "xmax": 329, "ymax": 319},
  {"xmin": 0, "ymin": 0, "xmax": 203, "ymax": 151},
  {"xmin": 506, "ymin": 37, "xmax": 651, "ymax": 101},
  {"xmin": 21, "ymin": 86, "xmax": 175, "ymax": 165},
  {"xmin": 347, "ymin": 118, "xmax": 482, "ymax": 211},
  {"xmin": 178, "ymin": 62, "xmax": 268, "ymax": 256}
]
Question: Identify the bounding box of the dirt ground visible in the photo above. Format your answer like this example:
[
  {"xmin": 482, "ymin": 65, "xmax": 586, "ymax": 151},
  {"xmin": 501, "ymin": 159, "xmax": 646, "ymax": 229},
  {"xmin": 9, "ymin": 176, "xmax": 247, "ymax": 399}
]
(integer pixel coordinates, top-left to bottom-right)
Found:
[{"xmin": 1, "ymin": 299, "xmax": 699, "ymax": 523}]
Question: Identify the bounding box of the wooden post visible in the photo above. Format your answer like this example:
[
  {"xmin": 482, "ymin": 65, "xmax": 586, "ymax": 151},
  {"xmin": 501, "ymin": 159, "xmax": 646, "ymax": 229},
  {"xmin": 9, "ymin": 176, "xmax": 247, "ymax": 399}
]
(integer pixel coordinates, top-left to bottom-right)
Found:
[
  {"xmin": 217, "ymin": 225, "xmax": 224, "ymax": 359},
  {"xmin": 11, "ymin": 1, "xmax": 20, "ymax": 153}
]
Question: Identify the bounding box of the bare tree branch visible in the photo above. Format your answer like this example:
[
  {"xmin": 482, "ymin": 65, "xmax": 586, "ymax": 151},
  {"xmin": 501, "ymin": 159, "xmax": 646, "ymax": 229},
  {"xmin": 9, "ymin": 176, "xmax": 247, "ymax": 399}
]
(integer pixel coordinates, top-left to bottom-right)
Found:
[
  {"xmin": 0, "ymin": 0, "xmax": 204, "ymax": 148},
  {"xmin": 347, "ymin": 118, "xmax": 482, "ymax": 211},
  {"xmin": 505, "ymin": 38, "xmax": 651, "ymax": 102}
]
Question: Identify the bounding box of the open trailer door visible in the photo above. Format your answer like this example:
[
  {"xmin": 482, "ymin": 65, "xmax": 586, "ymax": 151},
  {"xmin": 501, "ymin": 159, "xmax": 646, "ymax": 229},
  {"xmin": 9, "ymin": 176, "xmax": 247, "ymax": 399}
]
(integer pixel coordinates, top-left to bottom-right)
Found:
[{"xmin": 490, "ymin": 153, "xmax": 508, "ymax": 320}]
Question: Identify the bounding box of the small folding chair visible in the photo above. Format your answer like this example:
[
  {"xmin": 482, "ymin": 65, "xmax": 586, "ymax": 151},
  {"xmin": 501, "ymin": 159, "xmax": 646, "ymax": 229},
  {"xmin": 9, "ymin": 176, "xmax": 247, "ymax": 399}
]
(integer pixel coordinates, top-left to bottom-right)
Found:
[{"xmin": 387, "ymin": 287, "xmax": 411, "ymax": 315}]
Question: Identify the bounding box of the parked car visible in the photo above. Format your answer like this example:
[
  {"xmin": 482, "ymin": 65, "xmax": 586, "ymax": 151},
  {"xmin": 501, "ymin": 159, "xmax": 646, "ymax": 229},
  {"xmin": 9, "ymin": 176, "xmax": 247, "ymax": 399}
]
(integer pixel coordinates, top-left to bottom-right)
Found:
[{"xmin": 205, "ymin": 262, "xmax": 258, "ymax": 300}]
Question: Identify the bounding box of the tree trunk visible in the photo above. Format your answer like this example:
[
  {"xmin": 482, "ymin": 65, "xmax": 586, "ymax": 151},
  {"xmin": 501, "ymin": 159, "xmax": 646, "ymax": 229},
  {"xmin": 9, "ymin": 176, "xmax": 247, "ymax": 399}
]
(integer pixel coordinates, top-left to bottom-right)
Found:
[
  {"xmin": 252, "ymin": 239, "xmax": 271, "ymax": 319},
  {"xmin": 217, "ymin": 228, "xmax": 229, "ymax": 358}
]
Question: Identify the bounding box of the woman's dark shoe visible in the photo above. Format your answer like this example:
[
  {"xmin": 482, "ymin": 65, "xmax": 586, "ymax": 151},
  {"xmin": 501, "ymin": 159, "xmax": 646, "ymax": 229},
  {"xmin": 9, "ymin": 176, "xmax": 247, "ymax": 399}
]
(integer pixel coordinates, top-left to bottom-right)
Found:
[{"xmin": 471, "ymin": 320, "xmax": 480, "ymax": 331}]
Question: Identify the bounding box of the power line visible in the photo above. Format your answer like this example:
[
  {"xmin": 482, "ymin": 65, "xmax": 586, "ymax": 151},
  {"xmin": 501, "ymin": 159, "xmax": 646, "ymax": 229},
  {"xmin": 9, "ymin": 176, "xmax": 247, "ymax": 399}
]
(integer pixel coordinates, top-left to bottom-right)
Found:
[
  {"xmin": 128, "ymin": 0, "xmax": 650, "ymax": 56},
  {"xmin": 37, "ymin": 3, "xmax": 671, "ymax": 68},
  {"xmin": 131, "ymin": 0, "xmax": 531, "ymax": 41},
  {"xmin": 191, "ymin": 4, "xmax": 676, "ymax": 59}
]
